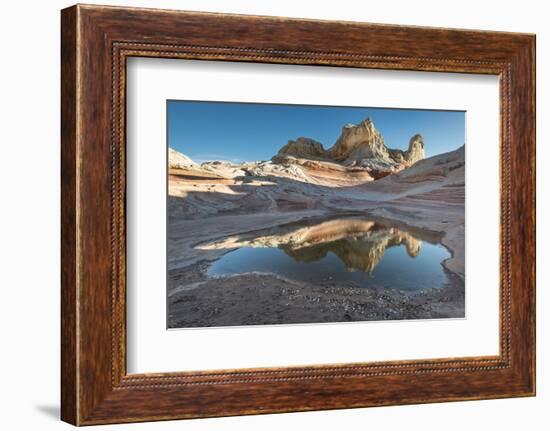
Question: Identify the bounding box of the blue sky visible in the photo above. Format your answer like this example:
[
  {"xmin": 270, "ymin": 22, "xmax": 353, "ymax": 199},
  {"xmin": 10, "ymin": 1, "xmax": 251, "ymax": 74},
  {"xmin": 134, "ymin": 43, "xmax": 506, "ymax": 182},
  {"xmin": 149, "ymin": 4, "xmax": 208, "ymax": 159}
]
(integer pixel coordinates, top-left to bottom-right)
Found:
[{"xmin": 167, "ymin": 100, "xmax": 465, "ymax": 162}]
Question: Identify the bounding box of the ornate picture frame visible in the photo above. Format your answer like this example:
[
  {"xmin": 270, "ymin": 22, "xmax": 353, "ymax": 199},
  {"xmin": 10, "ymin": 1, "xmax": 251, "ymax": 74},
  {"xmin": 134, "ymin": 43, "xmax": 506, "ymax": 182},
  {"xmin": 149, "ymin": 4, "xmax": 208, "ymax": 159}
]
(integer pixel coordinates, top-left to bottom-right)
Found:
[{"xmin": 61, "ymin": 4, "xmax": 535, "ymax": 425}]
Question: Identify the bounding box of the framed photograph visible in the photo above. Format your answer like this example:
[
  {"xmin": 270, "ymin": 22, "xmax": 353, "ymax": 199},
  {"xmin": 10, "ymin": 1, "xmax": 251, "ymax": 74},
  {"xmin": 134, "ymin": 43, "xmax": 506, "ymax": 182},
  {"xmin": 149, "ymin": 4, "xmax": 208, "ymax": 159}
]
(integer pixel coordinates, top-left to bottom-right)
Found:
[{"xmin": 61, "ymin": 4, "xmax": 536, "ymax": 425}]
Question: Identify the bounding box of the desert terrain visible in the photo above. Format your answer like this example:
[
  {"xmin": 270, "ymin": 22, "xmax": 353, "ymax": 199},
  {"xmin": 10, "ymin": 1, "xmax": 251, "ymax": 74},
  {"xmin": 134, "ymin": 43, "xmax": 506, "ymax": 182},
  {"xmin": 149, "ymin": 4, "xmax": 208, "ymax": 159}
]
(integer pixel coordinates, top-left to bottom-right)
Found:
[{"xmin": 167, "ymin": 118, "xmax": 465, "ymax": 328}]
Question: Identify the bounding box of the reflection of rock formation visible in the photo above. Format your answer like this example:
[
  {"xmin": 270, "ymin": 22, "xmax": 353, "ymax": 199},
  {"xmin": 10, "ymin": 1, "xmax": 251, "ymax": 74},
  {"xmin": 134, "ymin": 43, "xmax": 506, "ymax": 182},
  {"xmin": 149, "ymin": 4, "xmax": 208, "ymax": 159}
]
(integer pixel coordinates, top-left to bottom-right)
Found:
[
  {"xmin": 282, "ymin": 228, "xmax": 420, "ymax": 274},
  {"xmin": 197, "ymin": 217, "xmax": 426, "ymax": 275}
]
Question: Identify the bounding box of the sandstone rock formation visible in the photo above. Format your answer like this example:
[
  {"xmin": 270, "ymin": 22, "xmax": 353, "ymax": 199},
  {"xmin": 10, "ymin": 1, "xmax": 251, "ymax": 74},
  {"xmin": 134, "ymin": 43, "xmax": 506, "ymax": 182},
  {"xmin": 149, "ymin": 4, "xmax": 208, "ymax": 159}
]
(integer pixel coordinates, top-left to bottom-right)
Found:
[
  {"xmin": 277, "ymin": 137, "xmax": 326, "ymax": 159},
  {"xmin": 168, "ymin": 144, "xmax": 465, "ymax": 278},
  {"xmin": 406, "ymin": 134, "xmax": 425, "ymax": 164},
  {"xmin": 329, "ymin": 118, "xmax": 389, "ymax": 161},
  {"xmin": 387, "ymin": 134, "xmax": 425, "ymax": 166},
  {"xmin": 169, "ymin": 148, "xmax": 196, "ymax": 168},
  {"xmin": 273, "ymin": 117, "xmax": 424, "ymax": 179}
]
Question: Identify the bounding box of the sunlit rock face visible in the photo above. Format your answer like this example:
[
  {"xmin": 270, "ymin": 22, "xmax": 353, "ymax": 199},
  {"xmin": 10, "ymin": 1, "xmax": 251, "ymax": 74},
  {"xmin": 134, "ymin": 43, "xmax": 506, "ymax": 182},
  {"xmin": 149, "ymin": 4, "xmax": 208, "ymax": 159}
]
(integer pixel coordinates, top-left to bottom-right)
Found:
[
  {"xmin": 406, "ymin": 134, "xmax": 425, "ymax": 165},
  {"xmin": 329, "ymin": 118, "xmax": 390, "ymax": 162},
  {"xmin": 277, "ymin": 137, "xmax": 327, "ymax": 159},
  {"xmin": 197, "ymin": 217, "xmax": 427, "ymax": 275},
  {"xmin": 387, "ymin": 134, "xmax": 425, "ymax": 166},
  {"xmin": 272, "ymin": 117, "xmax": 425, "ymax": 179},
  {"xmin": 168, "ymin": 148, "xmax": 196, "ymax": 168}
]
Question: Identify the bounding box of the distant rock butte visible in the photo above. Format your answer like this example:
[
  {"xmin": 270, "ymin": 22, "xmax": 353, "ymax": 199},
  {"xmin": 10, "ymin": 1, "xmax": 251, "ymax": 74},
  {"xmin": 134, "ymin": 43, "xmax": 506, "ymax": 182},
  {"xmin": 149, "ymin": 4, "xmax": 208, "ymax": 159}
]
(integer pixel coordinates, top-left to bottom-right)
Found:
[{"xmin": 274, "ymin": 118, "xmax": 425, "ymax": 179}]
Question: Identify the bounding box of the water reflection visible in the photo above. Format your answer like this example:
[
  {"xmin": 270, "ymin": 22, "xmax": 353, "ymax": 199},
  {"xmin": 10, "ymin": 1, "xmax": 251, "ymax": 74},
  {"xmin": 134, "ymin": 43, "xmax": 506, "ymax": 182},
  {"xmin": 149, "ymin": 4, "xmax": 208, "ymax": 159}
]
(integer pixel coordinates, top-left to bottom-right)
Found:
[
  {"xmin": 199, "ymin": 216, "xmax": 451, "ymax": 291},
  {"xmin": 280, "ymin": 224, "xmax": 421, "ymax": 274}
]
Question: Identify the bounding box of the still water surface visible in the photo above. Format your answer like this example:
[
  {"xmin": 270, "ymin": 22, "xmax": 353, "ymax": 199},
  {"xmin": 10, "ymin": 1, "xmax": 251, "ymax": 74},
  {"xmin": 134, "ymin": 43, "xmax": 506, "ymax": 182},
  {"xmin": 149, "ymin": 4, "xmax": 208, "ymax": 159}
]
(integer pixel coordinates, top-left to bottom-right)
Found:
[{"xmin": 205, "ymin": 217, "xmax": 451, "ymax": 291}]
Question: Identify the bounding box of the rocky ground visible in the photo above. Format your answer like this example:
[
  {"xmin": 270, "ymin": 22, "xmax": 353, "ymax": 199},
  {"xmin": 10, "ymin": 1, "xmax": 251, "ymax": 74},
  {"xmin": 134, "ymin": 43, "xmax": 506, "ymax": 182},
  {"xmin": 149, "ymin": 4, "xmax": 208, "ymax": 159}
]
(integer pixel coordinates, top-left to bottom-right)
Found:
[{"xmin": 168, "ymin": 264, "xmax": 464, "ymax": 328}]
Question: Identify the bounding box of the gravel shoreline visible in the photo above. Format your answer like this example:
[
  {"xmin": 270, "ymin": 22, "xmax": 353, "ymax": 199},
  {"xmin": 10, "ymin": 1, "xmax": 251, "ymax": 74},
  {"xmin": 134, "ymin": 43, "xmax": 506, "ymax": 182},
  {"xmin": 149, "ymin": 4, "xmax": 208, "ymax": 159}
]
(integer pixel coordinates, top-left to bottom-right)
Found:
[{"xmin": 167, "ymin": 261, "xmax": 464, "ymax": 328}]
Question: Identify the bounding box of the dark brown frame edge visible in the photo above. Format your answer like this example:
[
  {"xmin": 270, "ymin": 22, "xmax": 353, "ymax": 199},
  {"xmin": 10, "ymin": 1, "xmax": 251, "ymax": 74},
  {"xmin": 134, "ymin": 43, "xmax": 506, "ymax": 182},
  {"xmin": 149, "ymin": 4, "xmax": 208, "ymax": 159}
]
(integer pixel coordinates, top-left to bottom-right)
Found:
[{"xmin": 61, "ymin": 4, "xmax": 535, "ymax": 426}]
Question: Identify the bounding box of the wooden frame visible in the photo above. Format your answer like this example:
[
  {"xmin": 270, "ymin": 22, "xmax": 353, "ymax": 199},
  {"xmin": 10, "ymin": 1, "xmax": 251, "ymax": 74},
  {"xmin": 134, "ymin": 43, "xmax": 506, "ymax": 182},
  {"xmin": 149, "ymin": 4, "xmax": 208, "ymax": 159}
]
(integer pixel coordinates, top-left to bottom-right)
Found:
[{"xmin": 61, "ymin": 4, "xmax": 535, "ymax": 425}]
